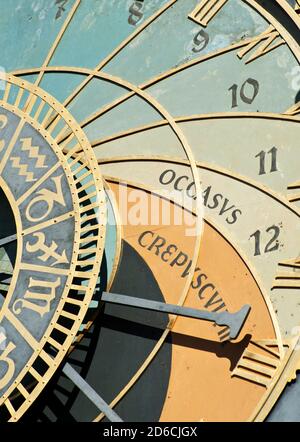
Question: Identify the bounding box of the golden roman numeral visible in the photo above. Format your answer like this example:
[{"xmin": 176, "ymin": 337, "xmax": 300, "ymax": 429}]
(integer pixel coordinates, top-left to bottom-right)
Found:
[
  {"xmin": 231, "ymin": 340, "xmax": 281, "ymax": 387},
  {"xmin": 287, "ymin": 180, "xmax": 300, "ymax": 203},
  {"xmin": 237, "ymin": 25, "xmax": 284, "ymax": 64},
  {"xmin": 285, "ymin": 102, "xmax": 300, "ymax": 117},
  {"xmin": 188, "ymin": 0, "xmax": 228, "ymax": 27},
  {"xmin": 272, "ymin": 257, "xmax": 300, "ymax": 290}
]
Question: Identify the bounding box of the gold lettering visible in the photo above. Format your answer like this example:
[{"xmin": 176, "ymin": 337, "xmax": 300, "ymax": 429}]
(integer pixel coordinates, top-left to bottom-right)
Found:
[{"xmin": 13, "ymin": 277, "xmax": 60, "ymax": 317}]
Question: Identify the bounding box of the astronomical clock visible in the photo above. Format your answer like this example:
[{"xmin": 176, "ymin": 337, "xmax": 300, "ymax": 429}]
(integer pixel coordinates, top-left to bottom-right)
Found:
[{"xmin": 0, "ymin": 0, "xmax": 299, "ymax": 423}]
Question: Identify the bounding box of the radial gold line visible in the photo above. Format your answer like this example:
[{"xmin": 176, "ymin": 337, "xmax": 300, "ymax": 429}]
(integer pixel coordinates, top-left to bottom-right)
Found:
[
  {"xmin": 3, "ymin": 82, "xmax": 11, "ymax": 103},
  {"xmin": 0, "ymin": 118, "xmax": 25, "ymax": 176},
  {"xmin": 34, "ymin": 0, "xmax": 81, "ymax": 87},
  {"xmin": 33, "ymin": 100, "xmax": 46, "ymax": 121},
  {"xmin": 69, "ymin": 72, "xmax": 203, "ymax": 329},
  {"xmin": 19, "ymin": 263, "xmax": 70, "ymax": 276},
  {"xmin": 22, "ymin": 211, "xmax": 75, "ymax": 236},
  {"xmin": 77, "ymin": 39, "xmax": 249, "ymax": 131},
  {"xmin": 16, "ymin": 162, "xmax": 61, "ymax": 205},
  {"xmin": 14, "ymin": 88, "xmax": 24, "ymax": 108},
  {"xmin": 50, "ymin": 38, "xmax": 259, "ymax": 134},
  {"xmin": 4, "ymin": 400, "xmax": 15, "ymax": 416},
  {"xmin": 11, "ymin": 34, "xmax": 257, "ymax": 134},
  {"xmin": 41, "ymin": 108, "xmax": 56, "ymax": 128},
  {"xmin": 23, "ymin": 93, "xmax": 38, "ymax": 115},
  {"xmin": 43, "ymin": 0, "xmax": 177, "ymax": 130},
  {"xmin": 102, "ymin": 154, "xmax": 300, "ymax": 217}
]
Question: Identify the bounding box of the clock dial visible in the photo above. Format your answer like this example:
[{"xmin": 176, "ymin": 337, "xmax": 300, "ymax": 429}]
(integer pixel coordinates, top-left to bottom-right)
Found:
[
  {"xmin": 21, "ymin": 182, "xmax": 285, "ymax": 422},
  {"xmin": 0, "ymin": 0, "xmax": 300, "ymax": 422},
  {"xmin": 0, "ymin": 74, "xmax": 105, "ymax": 421}
]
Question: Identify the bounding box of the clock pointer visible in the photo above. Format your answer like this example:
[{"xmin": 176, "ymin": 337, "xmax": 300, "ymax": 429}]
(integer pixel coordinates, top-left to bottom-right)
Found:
[
  {"xmin": 0, "ymin": 233, "xmax": 17, "ymax": 247},
  {"xmin": 101, "ymin": 292, "xmax": 251, "ymax": 340}
]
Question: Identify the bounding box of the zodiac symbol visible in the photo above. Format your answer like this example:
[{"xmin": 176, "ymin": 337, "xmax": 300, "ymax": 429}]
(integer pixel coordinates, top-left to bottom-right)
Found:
[
  {"xmin": 10, "ymin": 137, "xmax": 47, "ymax": 182},
  {"xmin": 25, "ymin": 175, "xmax": 66, "ymax": 223},
  {"xmin": 26, "ymin": 232, "xmax": 68, "ymax": 267},
  {"xmin": 13, "ymin": 277, "xmax": 60, "ymax": 317}
]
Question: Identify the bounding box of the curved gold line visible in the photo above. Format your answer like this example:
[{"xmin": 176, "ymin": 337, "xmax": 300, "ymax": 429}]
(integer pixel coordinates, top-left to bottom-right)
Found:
[
  {"xmin": 10, "ymin": 39, "xmax": 262, "ymax": 132},
  {"xmin": 91, "ymin": 111, "xmax": 300, "ymax": 148},
  {"xmin": 28, "ymin": 67, "xmax": 204, "ymax": 328},
  {"xmin": 56, "ymin": 0, "xmax": 178, "ymax": 110},
  {"xmin": 104, "ymin": 179, "xmax": 123, "ymax": 291},
  {"xmin": 34, "ymin": 0, "xmax": 81, "ymax": 87},
  {"xmin": 9, "ymin": 67, "xmax": 204, "ymax": 397},
  {"xmin": 98, "ymin": 154, "xmax": 300, "ymax": 218}
]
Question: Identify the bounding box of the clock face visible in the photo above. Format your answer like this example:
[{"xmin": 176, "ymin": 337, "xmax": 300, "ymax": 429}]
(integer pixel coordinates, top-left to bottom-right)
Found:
[{"xmin": 0, "ymin": 0, "xmax": 300, "ymax": 422}]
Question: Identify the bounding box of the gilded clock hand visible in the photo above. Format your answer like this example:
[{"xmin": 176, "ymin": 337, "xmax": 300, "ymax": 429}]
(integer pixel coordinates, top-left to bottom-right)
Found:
[
  {"xmin": 0, "ymin": 233, "xmax": 17, "ymax": 247},
  {"xmin": 101, "ymin": 292, "xmax": 251, "ymax": 340}
]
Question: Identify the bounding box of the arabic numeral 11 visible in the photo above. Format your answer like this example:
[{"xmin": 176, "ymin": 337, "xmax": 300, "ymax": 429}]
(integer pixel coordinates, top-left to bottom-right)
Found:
[
  {"xmin": 255, "ymin": 147, "xmax": 278, "ymax": 175},
  {"xmin": 250, "ymin": 225, "xmax": 281, "ymax": 257}
]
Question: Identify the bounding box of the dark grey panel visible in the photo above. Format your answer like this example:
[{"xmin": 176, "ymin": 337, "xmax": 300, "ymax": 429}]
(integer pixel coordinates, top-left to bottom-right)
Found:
[{"xmin": 22, "ymin": 241, "xmax": 172, "ymax": 422}]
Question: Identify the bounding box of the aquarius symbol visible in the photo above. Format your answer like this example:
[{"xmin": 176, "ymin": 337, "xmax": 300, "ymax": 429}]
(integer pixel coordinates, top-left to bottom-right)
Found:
[
  {"xmin": 20, "ymin": 137, "xmax": 47, "ymax": 169},
  {"xmin": 26, "ymin": 232, "xmax": 69, "ymax": 266},
  {"xmin": 10, "ymin": 137, "xmax": 47, "ymax": 183},
  {"xmin": 10, "ymin": 157, "xmax": 36, "ymax": 182}
]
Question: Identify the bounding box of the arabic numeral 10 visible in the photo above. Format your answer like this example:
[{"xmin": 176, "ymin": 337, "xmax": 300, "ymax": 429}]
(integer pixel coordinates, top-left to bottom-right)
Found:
[{"xmin": 229, "ymin": 78, "xmax": 259, "ymax": 108}]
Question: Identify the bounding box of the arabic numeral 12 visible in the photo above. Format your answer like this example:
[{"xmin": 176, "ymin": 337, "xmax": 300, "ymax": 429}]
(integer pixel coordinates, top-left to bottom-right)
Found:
[{"xmin": 250, "ymin": 225, "xmax": 280, "ymax": 256}]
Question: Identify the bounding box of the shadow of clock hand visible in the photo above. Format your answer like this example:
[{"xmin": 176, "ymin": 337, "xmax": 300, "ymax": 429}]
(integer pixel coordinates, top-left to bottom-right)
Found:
[
  {"xmin": 170, "ymin": 331, "xmax": 252, "ymax": 371},
  {"xmin": 99, "ymin": 313, "xmax": 251, "ymax": 372}
]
